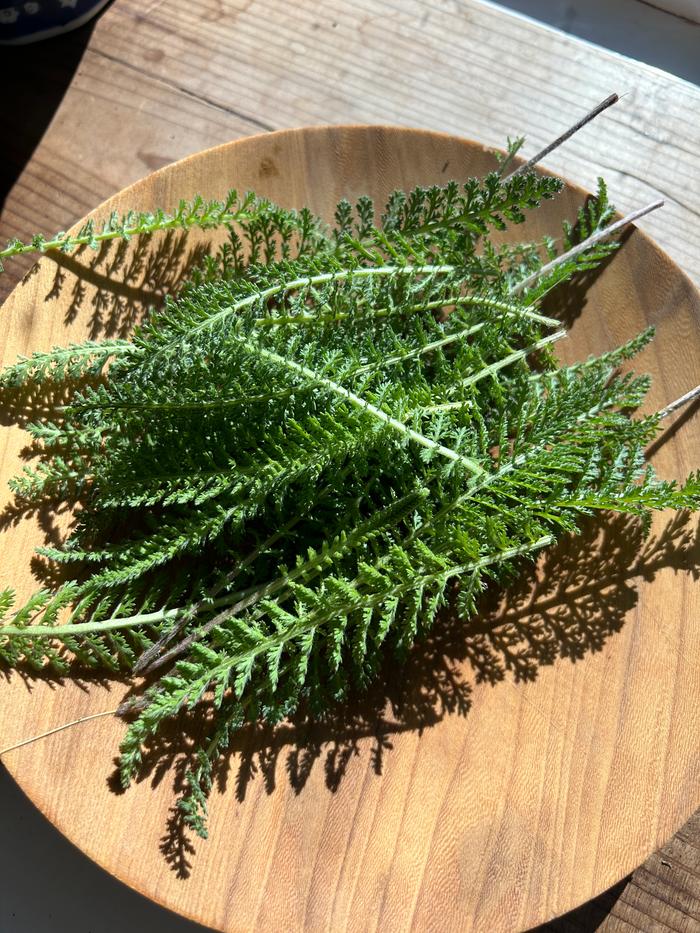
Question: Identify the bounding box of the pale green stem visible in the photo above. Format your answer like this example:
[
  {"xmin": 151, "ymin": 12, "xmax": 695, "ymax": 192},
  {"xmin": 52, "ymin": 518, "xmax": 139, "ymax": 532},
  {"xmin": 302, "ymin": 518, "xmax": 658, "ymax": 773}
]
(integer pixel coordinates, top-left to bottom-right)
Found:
[
  {"xmin": 419, "ymin": 329, "xmax": 566, "ymax": 412},
  {"xmin": 351, "ymin": 321, "xmax": 487, "ymax": 376},
  {"xmin": 250, "ymin": 340, "xmax": 485, "ymax": 476},
  {"xmin": 0, "ymin": 587, "xmax": 256, "ymax": 639},
  {"xmin": 0, "ymin": 210, "xmax": 254, "ymax": 262},
  {"xmin": 174, "ymin": 264, "xmax": 455, "ymax": 341},
  {"xmin": 454, "ymin": 329, "xmax": 566, "ymax": 391},
  {"xmin": 350, "ymin": 297, "xmax": 559, "ymax": 376},
  {"xmin": 510, "ymin": 201, "xmax": 664, "ymax": 297},
  {"xmin": 132, "ymin": 510, "xmax": 313, "ymax": 673},
  {"xmin": 142, "ymin": 488, "xmax": 429, "ymax": 674},
  {"xmin": 164, "ymin": 535, "xmax": 556, "ymax": 697},
  {"xmin": 255, "ymin": 294, "xmax": 559, "ymax": 331}
]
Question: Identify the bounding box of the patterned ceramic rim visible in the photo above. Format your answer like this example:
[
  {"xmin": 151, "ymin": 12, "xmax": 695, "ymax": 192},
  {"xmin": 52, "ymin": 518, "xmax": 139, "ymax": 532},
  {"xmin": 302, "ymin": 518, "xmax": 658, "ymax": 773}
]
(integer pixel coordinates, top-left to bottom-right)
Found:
[{"xmin": 0, "ymin": 0, "xmax": 112, "ymax": 44}]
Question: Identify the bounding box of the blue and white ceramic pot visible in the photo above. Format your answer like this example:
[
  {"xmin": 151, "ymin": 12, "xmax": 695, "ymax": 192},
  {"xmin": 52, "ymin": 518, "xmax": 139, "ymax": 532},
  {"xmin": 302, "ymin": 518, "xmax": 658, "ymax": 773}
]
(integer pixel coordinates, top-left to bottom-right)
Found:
[{"xmin": 0, "ymin": 0, "xmax": 111, "ymax": 44}]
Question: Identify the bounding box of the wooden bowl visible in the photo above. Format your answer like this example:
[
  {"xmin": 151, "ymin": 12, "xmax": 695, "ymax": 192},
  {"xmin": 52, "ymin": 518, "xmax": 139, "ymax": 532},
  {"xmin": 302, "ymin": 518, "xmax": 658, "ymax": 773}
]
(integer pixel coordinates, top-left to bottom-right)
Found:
[{"xmin": 1, "ymin": 127, "xmax": 699, "ymax": 932}]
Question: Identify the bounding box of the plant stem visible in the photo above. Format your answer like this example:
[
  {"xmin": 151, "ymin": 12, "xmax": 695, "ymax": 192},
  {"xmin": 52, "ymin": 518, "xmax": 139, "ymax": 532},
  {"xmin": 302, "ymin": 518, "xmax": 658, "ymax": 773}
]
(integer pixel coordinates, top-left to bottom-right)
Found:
[
  {"xmin": 510, "ymin": 200, "xmax": 664, "ymax": 297},
  {"xmin": 0, "ymin": 209, "xmax": 253, "ymax": 264},
  {"xmin": 172, "ymin": 264, "xmax": 457, "ymax": 343},
  {"xmin": 249, "ymin": 339, "xmax": 486, "ymax": 476},
  {"xmin": 255, "ymin": 294, "xmax": 560, "ymax": 330},
  {"xmin": 353, "ymin": 321, "xmax": 488, "ymax": 376},
  {"xmin": 0, "ymin": 586, "xmax": 259, "ymax": 639},
  {"xmin": 0, "ymin": 708, "xmax": 118, "ymax": 757},
  {"xmin": 132, "ymin": 511, "xmax": 310, "ymax": 674},
  {"xmin": 118, "ymin": 534, "xmax": 555, "ymax": 717},
  {"xmin": 350, "ymin": 302, "xmax": 560, "ymax": 378},
  {"xmin": 444, "ymin": 329, "xmax": 566, "ymax": 398},
  {"xmin": 139, "ymin": 389, "xmax": 629, "ymax": 677},
  {"xmin": 504, "ymin": 93, "xmax": 619, "ymax": 181}
]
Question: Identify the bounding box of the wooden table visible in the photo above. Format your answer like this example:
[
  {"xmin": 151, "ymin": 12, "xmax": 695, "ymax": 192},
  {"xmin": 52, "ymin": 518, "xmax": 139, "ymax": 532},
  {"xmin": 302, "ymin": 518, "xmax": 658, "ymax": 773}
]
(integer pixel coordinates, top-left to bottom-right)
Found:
[{"xmin": 1, "ymin": 2, "xmax": 699, "ymax": 930}]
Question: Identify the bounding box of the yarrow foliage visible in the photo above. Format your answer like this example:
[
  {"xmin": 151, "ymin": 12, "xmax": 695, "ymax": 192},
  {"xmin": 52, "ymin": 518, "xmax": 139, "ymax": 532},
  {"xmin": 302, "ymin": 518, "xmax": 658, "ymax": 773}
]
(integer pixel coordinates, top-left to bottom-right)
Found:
[{"xmin": 0, "ymin": 158, "xmax": 698, "ymax": 840}]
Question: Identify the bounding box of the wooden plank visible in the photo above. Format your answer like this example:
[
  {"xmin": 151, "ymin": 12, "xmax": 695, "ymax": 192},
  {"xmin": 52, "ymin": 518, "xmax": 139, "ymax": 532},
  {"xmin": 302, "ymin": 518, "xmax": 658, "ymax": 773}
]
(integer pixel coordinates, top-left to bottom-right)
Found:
[
  {"xmin": 0, "ymin": 36, "xmax": 266, "ymax": 301},
  {"xmin": 3, "ymin": 0, "xmax": 700, "ymax": 291},
  {"xmin": 84, "ymin": 0, "xmax": 700, "ymax": 284}
]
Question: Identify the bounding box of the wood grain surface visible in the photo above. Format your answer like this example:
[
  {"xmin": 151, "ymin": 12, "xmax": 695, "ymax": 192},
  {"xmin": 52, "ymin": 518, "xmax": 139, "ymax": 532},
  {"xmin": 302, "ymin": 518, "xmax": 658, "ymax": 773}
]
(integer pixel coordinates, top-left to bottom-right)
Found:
[
  {"xmin": 1, "ymin": 2, "xmax": 699, "ymax": 930},
  {"xmin": 0, "ymin": 125, "xmax": 699, "ymax": 933}
]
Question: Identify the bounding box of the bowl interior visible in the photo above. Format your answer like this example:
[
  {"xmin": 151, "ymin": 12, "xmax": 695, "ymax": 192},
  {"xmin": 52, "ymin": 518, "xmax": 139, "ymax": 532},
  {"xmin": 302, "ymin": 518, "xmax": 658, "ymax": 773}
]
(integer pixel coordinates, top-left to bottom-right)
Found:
[{"xmin": 0, "ymin": 126, "xmax": 699, "ymax": 933}]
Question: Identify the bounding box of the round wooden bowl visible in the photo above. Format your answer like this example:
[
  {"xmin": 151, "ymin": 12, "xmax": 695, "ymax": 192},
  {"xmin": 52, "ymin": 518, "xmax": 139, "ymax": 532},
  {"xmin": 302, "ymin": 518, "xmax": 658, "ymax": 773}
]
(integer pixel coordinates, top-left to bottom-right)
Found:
[{"xmin": 1, "ymin": 127, "xmax": 699, "ymax": 932}]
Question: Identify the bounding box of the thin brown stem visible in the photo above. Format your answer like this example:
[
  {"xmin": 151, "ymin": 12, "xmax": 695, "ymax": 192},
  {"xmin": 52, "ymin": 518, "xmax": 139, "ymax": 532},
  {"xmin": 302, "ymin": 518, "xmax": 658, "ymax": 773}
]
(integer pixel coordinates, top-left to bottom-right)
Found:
[
  {"xmin": 131, "ymin": 519, "xmax": 299, "ymax": 675},
  {"xmin": 510, "ymin": 200, "xmax": 664, "ymax": 297},
  {"xmin": 131, "ymin": 479, "xmax": 344, "ymax": 675},
  {"xmin": 126, "ymin": 592, "xmax": 256, "ymax": 687},
  {"xmin": 503, "ymin": 93, "xmax": 619, "ymax": 180}
]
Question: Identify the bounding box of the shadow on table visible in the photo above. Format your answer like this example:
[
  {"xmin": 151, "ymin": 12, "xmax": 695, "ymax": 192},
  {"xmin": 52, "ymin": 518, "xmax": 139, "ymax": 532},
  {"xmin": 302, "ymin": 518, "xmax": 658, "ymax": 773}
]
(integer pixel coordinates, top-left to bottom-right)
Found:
[
  {"xmin": 40, "ymin": 231, "xmax": 212, "ymax": 339},
  {"xmin": 0, "ymin": 20, "xmax": 101, "ymax": 214},
  {"xmin": 111, "ymin": 510, "xmax": 699, "ymax": 878},
  {"xmin": 0, "ymin": 764, "xmax": 213, "ymax": 933},
  {"xmin": 529, "ymin": 874, "xmax": 631, "ymax": 932}
]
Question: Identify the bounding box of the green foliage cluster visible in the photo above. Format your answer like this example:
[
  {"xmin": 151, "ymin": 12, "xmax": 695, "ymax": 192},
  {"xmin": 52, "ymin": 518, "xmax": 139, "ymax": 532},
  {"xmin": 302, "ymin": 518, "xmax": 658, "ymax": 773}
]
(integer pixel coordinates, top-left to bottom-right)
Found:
[{"xmin": 0, "ymin": 156, "xmax": 698, "ymax": 840}]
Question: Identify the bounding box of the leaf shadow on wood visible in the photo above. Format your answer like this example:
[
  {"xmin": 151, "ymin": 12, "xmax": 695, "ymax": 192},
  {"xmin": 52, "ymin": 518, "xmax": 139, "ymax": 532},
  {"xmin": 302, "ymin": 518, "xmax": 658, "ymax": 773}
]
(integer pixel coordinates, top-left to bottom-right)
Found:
[
  {"xmin": 0, "ymin": 230, "xmax": 213, "ymax": 563},
  {"xmin": 0, "ymin": 368, "xmax": 103, "ymax": 433},
  {"xmin": 7, "ymin": 226, "xmax": 211, "ymax": 343},
  {"xmin": 37, "ymin": 230, "xmax": 212, "ymax": 339},
  {"xmin": 0, "ymin": 229, "xmax": 212, "ymax": 437},
  {"xmin": 118, "ymin": 509, "xmax": 700, "ymax": 878}
]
